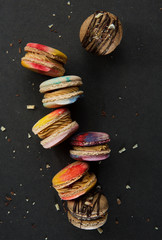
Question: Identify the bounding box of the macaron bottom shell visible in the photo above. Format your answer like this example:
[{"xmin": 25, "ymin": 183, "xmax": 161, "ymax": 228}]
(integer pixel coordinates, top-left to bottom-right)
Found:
[
  {"xmin": 21, "ymin": 60, "xmax": 65, "ymax": 77},
  {"xmin": 43, "ymin": 95, "xmax": 81, "ymax": 108},
  {"xmin": 41, "ymin": 121, "xmax": 79, "ymax": 149},
  {"xmin": 68, "ymin": 211, "xmax": 108, "ymax": 230},
  {"xmin": 70, "ymin": 153, "xmax": 110, "ymax": 161}
]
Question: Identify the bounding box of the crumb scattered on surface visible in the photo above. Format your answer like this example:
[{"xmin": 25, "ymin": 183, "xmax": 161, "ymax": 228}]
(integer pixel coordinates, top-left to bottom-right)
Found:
[
  {"xmin": 19, "ymin": 47, "xmax": 22, "ymax": 54},
  {"xmin": 155, "ymin": 226, "xmax": 158, "ymax": 230},
  {"xmin": 136, "ymin": 112, "xmax": 139, "ymax": 116},
  {"xmin": 16, "ymin": 94, "xmax": 20, "ymax": 97},
  {"xmin": 7, "ymin": 211, "xmax": 10, "ymax": 214},
  {"xmin": 18, "ymin": 39, "xmax": 22, "ymax": 44},
  {"xmin": 26, "ymin": 198, "xmax": 29, "ymax": 202},
  {"xmin": 26, "ymin": 210, "xmax": 29, "ymax": 214},
  {"xmin": 119, "ymin": 96, "xmax": 122, "ymax": 99},
  {"xmin": 59, "ymin": 35, "xmax": 62, "ymax": 38},
  {"xmin": 115, "ymin": 218, "xmax": 119, "ymax": 224},
  {"xmin": 55, "ymin": 203, "xmax": 60, "ymax": 211},
  {"xmin": 32, "ymin": 202, "xmax": 36, "ymax": 206},
  {"xmin": 13, "ymin": 150, "xmax": 16, "ymax": 153},
  {"xmin": 20, "ymin": 184, "xmax": 23, "ymax": 187},
  {"xmin": 112, "ymin": 114, "xmax": 115, "ymax": 119},
  {"xmin": 117, "ymin": 198, "xmax": 121, "ymax": 205},
  {"xmin": 67, "ymin": 1, "xmax": 71, "ymax": 5},
  {"xmin": 10, "ymin": 43, "xmax": 13, "ymax": 47},
  {"xmin": 119, "ymin": 147, "xmax": 126, "ymax": 153},
  {"xmin": 97, "ymin": 227, "xmax": 103, "ymax": 234},
  {"xmin": 46, "ymin": 164, "xmax": 50, "ymax": 169},
  {"xmin": 6, "ymin": 50, "xmax": 8, "ymax": 54},
  {"xmin": 40, "ymin": 168, "xmax": 43, "ymax": 171},
  {"xmin": 52, "ymin": 13, "xmax": 56, "ymax": 16},
  {"xmin": 27, "ymin": 145, "xmax": 29, "ymax": 149},
  {"xmin": 1, "ymin": 126, "xmax": 6, "ymax": 132},
  {"xmin": 126, "ymin": 184, "xmax": 131, "ymax": 189},
  {"xmin": 68, "ymin": 15, "xmax": 71, "ymax": 19},
  {"xmin": 146, "ymin": 218, "xmax": 150, "ymax": 222},
  {"xmin": 27, "ymin": 105, "xmax": 35, "ymax": 109},
  {"xmin": 132, "ymin": 144, "xmax": 138, "ymax": 149},
  {"xmin": 101, "ymin": 111, "xmax": 106, "ymax": 117},
  {"xmin": 7, "ymin": 138, "xmax": 11, "ymax": 142},
  {"xmin": 28, "ymin": 133, "xmax": 31, "ymax": 138},
  {"xmin": 48, "ymin": 24, "xmax": 53, "ymax": 29}
]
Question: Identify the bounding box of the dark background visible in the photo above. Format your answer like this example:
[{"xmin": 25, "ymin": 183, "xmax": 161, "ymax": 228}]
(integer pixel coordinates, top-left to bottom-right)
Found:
[{"xmin": 0, "ymin": 0, "xmax": 162, "ymax": 239}]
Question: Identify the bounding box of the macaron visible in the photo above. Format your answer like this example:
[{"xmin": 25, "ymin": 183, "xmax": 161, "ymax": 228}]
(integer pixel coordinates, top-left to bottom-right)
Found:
[
  {"xmin": 21, "ymin": 43, "xmax": 67, "ymax": 77},
  {"xmin": 70, "ymin": 132, "xmax": 111, "ymax": 161},
  {"xmin": 79, "ymin": 11, "xmax": 123, "ymax": 55},
  {"xmin": 39, "ymin": 76, "xmax": 84, "ymax": 108},
  {"xmin": 67, "ymin": 188, "xmax": 109, "ymax": 230},
  {"xmin": 52, "ymin": 161, "xmax": 97, "ymax": 200},
  {"xmin": 32, "ymin": 108, "xmax": 79, "ymax": 149}
]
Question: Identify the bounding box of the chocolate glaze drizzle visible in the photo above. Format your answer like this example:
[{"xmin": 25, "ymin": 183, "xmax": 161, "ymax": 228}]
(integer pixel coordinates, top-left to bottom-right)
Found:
[
  {"xmin": 72, "ymin": 187, "xmax": 102, "ymax": 219},
  {"xmin": 81, "ymin": 11, "xmax": 120, "ymax": 55}
]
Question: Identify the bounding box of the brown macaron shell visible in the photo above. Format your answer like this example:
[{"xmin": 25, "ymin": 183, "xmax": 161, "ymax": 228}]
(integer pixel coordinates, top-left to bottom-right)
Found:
[{"xmin": 80, "ymin": 11, "xmax": 123, "ymax": 55}]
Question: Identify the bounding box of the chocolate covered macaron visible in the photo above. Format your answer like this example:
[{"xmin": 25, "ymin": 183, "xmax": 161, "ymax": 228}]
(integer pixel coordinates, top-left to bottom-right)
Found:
[
  {"xmin": 67, "ymin": 188, "xmax": 109, "ymax": 230},
  {"xmin": 80, "ymin": 11, "xmax": 123, "ymax": 55}
]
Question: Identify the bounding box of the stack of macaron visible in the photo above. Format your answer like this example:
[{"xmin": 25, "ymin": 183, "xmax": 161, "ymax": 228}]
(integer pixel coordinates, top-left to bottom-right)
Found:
[{"xmin": 21, "ymin": 9, "xmax": 123, "ymax": 232}]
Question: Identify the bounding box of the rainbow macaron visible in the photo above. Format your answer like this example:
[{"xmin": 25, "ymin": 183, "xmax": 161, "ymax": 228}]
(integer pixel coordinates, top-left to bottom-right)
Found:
[
  {"xmin": 21, "ymin": 43, "xmax": 67, "ymax": 77},
  {"xmin": 32, "ymin": 108, "xmax": 79, "ymax": 148},
  {"xmin": 70, "ymin": 132, "xmax": 111, "ymax": 161},
  {"xmin": 52, "ymin": 161, "xmax": 97, "ymax": 200},
  {"xmin": 67, "ymin": 188, "xmax": 109, "ymax": 230},
  {"xmin": 39, "ymin": 76, "xmax": 84, "ymax": 108}
]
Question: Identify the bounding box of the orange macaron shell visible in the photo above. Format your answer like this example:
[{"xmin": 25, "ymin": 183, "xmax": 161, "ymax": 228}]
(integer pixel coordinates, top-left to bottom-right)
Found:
[
  {"xmin": 52, "ymin": 161, "xmax": 89, "ymax": 189},
  {"xmin": 57, "ymin": 172, "xmax": 97, "ymax": 200}
]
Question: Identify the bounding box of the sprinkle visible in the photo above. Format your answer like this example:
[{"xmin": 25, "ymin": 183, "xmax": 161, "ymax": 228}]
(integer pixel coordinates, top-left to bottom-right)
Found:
[
  {"xmin": 48, "ymin": 24, "xmax": 53, "ymax": 29},
  {"xmin": 132, "ymin": 144, "xmax": 138, "ymax": 149},
  {"xmin": 7, "ymin": 211, "xmax": 10, "ymax": 214},
  {"xmin": 28, "ymin": 133, "xmax": 31, "ymax": 138},
  {"xmin": 26, "ymin": 145, "xmax": 29, "ymax": 149},
  {"xmin": 26, "ymin": 211, "xmax": 29, "ymax": 214},
  {"xmin": 1, "ymin": 126, "xmax": 6, "ymax": 132},
  {"xmin": 32, "ymin": 202, "xmax": 36, "ymax": 206},
  {"xmin": 108, "ymin": 24, "xmax": 115, "ymax": 30},
  {"xmin": 97, "ymin": 227, "xmax": 103, "ymax": 234},
  {"xmin": 126, "ymin": 184, "xmax": 131, "ymax": 189},
  {"xmin": 55, "ymin": 203, "xmax": 60, "ymax": 211},
  {"xmin": 52, "ymin": 13, "xmax": 56, "ymax": 16},
  {"xmin": 95, "ymin": 13, "xmax": 103, "ymax": 18},
  {"xmin": 117, "ymin": 198, "xmax": 121, "ymax": 205},
  {"xmin": 27, "ymin": 105, "xmax": 35, "ymax": 109},
  {"xmin": 26, "ymin": 198, "xmax": 29, "ymax": 202},
  {"xmin": 118, "ymin": 147, "xmax": 126, "ymax": 153},
  {"xmin": 13, "ymin": 150, "xmax": 16, "ymax": 153},
  {"xmin": 67, "ymin": 1, "xmax": 70, "ymax": 5},
  {"xmin": 155, "ymin": 226, "xmax": 158, "ymax": 230}
]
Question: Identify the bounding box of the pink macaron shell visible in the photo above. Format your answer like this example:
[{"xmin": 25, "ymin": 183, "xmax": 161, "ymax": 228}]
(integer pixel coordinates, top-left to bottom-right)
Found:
[
  {"xmin": 70, "ymin": 153, "xmax": 110, "ymax": 161},
  {"xmin": 41, "ymin": 122, "xmax": 79, "ymax": 149}
]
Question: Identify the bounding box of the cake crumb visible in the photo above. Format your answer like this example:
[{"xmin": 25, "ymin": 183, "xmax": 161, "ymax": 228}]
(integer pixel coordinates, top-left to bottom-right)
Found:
[
  {"xmin": 28, "ymin": 133, "xmax": 31, "ymax": 138},
  {"xmin": 95, "ymin": 13, "xmax": 103, "ymax": 18},
  {"xmin": 117, "ymin": 198, "xmax": 121, "ymax": 205},
  {"xmin": 20, "ymin": 184, "xmax": 23, "ymax": 187},
  {"xmin": 126, "ymin": 184, "xmax": 131, "ymax": 189},
  {"xmin": 115, "ymin": 218, "xmax": 119, "ymax": 224},
  {"xmin": 32, "ymin": 202, "xmax": 36, "ymax": 206},
  {"xmin": 19, "ymin": 47, "xmax": 22, "ymax": 54},
  {"xmin": 155, "ymin": 226, "xmax": 158, "ymax": 230},
  {"xmin": 108, "ymin": 24, "xmax": 115, "ymax": 30},
  {"xmin": 7, "ymin": 211, "xmax": 11, "ymax": 214},
  {"xmin": 1, "ymin": 126, "xmax": 6, "ymax": 132},
  {"xmin": 59, "ymin": 35, "xmax": 62, "ymax": 38},
  {"xmin": 48, "ymin": 24, "xmax": 53, "ymax": 29},
  {"xmin": 26, "ymin": 210, "xmax": 29, "ymax": 214},
  {"xmin": 119, "ymin": 147, "xmax": 126, "ymax": 153},
  {"xmin": 40, "ymin": 168, "xmax": 43, "ymax": 171},
  {"xmin": 13, "ymin": 150, "xmax": 16, "ymax": 153},
  {"xmin": 27, "ymin": 105, "xmax": 35, "ymax": 109},
  {"xmin": 97, "ymin": 227, "xmax": 103, "ymax": 234},
  {"xmin": 67, "ymin": 1, "xmax": 71, "ymax": 5},
  {"xmin": 27, "ymin": 145, "xmax": 29, "ymax": 149},
  {"xmin": 55, "ymin": 203, "xmax": 60, "ymax": 211},
  {"xmin": 68, "ymin": 15, "xmax": 71, "ymax": 19},
  {"xmin": 10, "ymin": 43, "xmax": 13, "ymax": 47},
  {"xmin": 132, "ymin": 144, "xmax": 138, "ymax": 149},
  {"xmin": 52, "ymin": 13, "xmax": 56, "ymax": 16},
  {"xmin": 46, "ymin": 164, "xmax": 50, "ymax": 169},
  {"xmin": 6, "ymin": 51, "xmax": 8, "ymax": 54}
]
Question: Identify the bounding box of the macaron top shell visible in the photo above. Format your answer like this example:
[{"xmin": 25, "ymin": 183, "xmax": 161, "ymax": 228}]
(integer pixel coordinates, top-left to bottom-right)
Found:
[
  {"xmin": 32, "ymin": 108, "xmax": 69, "ymax": 134},
  {"xmin": 71, "ymin": 132, "xmax": 110, "ymax": 146},
  {"xmin": 52, "ymin": 161, "xmax": 89, "ymax": 189},
  {"xmin": 25, "ymin": 43, "xmax": 67, "ymax": 63},
  {"xmin": 39, "ymin": 76, "xmax": 82, "ymax": 93},
  {"xmin": 67, "ymin": 191, "xmax": 108, "ymax": 220}
]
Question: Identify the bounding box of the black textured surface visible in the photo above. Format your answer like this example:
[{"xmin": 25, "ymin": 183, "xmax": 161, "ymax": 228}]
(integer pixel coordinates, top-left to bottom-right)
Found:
[{"xmin": 0, "ymin": 0, "xmax": 162, "ymax": 239}]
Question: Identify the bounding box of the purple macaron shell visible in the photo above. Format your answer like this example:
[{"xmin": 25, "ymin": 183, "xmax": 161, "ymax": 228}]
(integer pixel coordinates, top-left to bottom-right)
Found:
[
  {"xmin": 70, "ymin": 153, "xmax": 110, "ymax": 161},
  {"xmin": 70, "ymin": 132, "xmax": 110, "ymax": 146}
]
